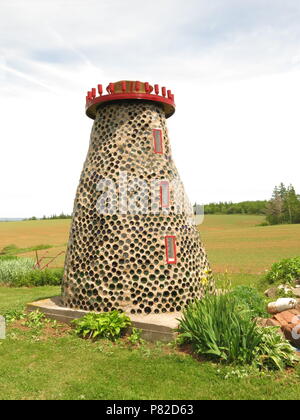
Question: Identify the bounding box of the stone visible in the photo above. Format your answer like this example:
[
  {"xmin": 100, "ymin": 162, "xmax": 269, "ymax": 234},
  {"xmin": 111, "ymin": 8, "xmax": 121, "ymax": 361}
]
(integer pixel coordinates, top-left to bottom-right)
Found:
[
  {"xmin": 274, "ymin": 313, "xmax": 289, "ymax": 326},
  {"xmin": 266, "ymin": 309, "xmax": 300, "ymax": 347},
  {"xmin": 276, "ymin": 310, "xmax": 296, "ymax": 324},
  {"xmin": 267, "ymin": 298, "xmax": 297, "ymax": 314},
  {"xmin": 265, "ymin": 318, "xmax": 281, "ymax": 327},
  {"xmin": 282, "ymin": 324, "xmax": 300, "ymax": 348},
  {"xmin": 0, "ymin": 315, "xmax": 5, "ymax": 339},
  {"xmin": 291, "ymin": 288, "xmax": 300, "ymax": 298},
  {"xmin": 264, "ymin": 287, "xmax": 278, "ymax": 298}
]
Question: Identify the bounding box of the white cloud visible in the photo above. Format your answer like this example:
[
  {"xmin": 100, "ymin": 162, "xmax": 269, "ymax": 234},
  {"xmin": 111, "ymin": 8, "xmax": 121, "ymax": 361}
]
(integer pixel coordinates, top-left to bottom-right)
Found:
[{"xmin": 1, "ymin": 0, "xmax": 300, "ymax": 216}]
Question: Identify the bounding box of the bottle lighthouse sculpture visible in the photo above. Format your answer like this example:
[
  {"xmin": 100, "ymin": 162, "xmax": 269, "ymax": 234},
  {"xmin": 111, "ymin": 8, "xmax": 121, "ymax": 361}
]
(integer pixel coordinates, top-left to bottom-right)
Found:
[{"xmin": 62, "ymin": 81, "xmax": 212, "ymax": 315}]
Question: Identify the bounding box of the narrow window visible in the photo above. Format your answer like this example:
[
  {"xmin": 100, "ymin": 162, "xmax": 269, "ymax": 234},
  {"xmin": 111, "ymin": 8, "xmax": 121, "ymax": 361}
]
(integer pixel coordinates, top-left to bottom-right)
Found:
[
  {"xmin": 153, "ymin": 129, "xmax": 163, "ymax": 154},
  {"xmin": 165, "ymin": 236, "xmax": 177, "ymax": 264},
  {"xmin": 160, "ymin": 181, "xmax": 170, "ymax": 208}
]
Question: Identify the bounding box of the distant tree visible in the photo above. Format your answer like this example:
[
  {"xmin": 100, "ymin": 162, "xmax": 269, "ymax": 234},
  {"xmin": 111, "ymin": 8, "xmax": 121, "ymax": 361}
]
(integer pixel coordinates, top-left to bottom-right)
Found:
[
  {"xmin": 284, "ymin": 185, "xmax": 300, "ymax": 224},
  {"xmin": 26, "ymin": 216, "xmax": 37, "ymax": 221},
  {"xmin": 265, "ymin": 183, "xmax": 300, "ymax": 225},
  {"xmin": 265, "ymin": 186, "xmax": 284, "ymax": 225}
]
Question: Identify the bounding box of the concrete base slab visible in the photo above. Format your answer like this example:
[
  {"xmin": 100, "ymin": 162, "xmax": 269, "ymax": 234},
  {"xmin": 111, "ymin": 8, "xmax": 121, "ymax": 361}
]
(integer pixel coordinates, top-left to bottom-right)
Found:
[{"xmin": 27, "ymin": 296, "xmax": 181, "ymax": 342}]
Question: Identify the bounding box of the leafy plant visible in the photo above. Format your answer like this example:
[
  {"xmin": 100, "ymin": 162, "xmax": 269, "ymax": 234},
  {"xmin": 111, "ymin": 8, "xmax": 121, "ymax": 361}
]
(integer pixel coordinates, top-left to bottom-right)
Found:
[
  {"xmin": 23, "ymin": 310, "xmax": 45, "ymax": 329},
  {"xmin": 73, "ymin": 311, "xmax": 131, "ymax": 341},
  {"xmin": 127, "ymin": 328, "xmax": 144, "ymax": 345},
  {"xmin": 254, "ymin": 326, "xmax": 297, "ymax": 371},
  {"xmin": 275, "ymin": 287, "xmax": 296, "ymax": 299},
  {"xmin": 265, "ymin": 257, "xmax": 300, "ymax": 285},
  {"xmin": 4, "ymin": 309, "xmax": 26, "ymax": 323},
  {"xmin": 178, "ymin": 293, "xmax": 259, "ymax": 364},
  {"xmin": 178, "ymin": 292, "xmax": 297, "ymax": 370},
  {"xmin": 217, "ymin": 366, "xmax": 258, "ymax": 380},
  {"xmin": 229, "ymin": 285, "xmax": 268, "ymax": 318},
  {"xmin": 200, "ymin": 268, "xmax": 214, "ymax": 288}
]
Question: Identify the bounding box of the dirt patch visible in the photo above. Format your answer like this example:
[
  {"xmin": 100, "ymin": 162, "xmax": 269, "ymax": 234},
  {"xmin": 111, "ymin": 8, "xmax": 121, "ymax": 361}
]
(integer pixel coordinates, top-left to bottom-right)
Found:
[
  {"xmin": 10, "ymin": 319, "xmax": 71, "ymax": 339},
  {"xmin": 40, "ymin": 323, "xmax": 71, "ymax": 339}
]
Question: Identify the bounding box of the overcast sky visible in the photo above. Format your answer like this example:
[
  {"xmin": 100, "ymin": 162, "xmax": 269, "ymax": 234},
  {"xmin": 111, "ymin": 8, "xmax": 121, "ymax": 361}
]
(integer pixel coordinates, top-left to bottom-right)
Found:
[{"xmin": 1, "ymin": 0, "xmax": 300, "ymax": 217}]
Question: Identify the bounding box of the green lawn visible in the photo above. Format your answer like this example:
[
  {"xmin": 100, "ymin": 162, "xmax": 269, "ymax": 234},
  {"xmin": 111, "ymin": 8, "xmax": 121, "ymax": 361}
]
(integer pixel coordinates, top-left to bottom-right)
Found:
[
  {"xmin": 1, "ymin": 286, "xmax": 300, "ymax": 400},
  {"xmin": 0, "ymin": 286, "xmax": 60, "ymax": 314},
  {"xmin": 2, "ymin": 331, "xmax": 300, "ymax": 400}
]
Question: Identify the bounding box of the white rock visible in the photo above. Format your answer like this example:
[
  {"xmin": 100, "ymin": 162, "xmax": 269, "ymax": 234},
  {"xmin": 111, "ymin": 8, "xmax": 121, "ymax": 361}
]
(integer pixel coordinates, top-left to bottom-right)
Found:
[{"xmin": 267, "ymin": 298, "xmax": 297, "ymax": 314}]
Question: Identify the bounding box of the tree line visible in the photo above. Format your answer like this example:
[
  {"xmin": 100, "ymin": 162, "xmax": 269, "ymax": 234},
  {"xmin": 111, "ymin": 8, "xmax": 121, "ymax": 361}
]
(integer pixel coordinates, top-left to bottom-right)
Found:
[
  {"xmin": 203, "ymin": 201, "xmax": 268, "ymax": 215},
  {"xmin": 200, "ymin": 183, "xmax": 300, "ymax": 225},
  {"xmin": 25, "ymin": 213, "xmax": 72, "ymax": 221}
]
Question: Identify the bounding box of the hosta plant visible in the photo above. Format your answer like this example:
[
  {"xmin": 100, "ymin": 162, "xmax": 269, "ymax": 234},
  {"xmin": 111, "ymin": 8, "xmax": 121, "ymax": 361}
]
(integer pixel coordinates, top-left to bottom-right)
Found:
[
  {"xmin": 254, "ymin": 326, "xmax": 298, "ymax": 371},
  {"xmin": 23, "ymin": 310, "xmax": 46, "ymax": 329},
  {"xmin": 4, "ymin": 309, "xmax": 26, "ymax": 324},
  {"xmin": 73, "ymin": 311, "xmax": 131, "ymax": 341}
]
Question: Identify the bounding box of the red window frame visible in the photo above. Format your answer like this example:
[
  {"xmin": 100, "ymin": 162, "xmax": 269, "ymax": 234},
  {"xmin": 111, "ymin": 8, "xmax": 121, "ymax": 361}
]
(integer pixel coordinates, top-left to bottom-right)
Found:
[
  {"xmin": 165, "ymin": 236, "xmax": 177, "ymax": 264},
  {"xmin": 160, "ymin": 181, "xmax": 170, "ymax": 208},
  {"xmin": 152, "ymin": 129, "xmax": 163, "ymax": 154}
]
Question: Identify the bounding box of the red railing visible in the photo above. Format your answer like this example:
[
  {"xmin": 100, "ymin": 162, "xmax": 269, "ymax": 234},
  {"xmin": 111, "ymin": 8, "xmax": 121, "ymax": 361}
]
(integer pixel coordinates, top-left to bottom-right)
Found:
[
  {"xmin": 34, "ymin": 250, "xmax": 65, "ymax": 270},
  {"xmin": 86, "ymin": 80, "xmax": 175, "ymax": 107}
]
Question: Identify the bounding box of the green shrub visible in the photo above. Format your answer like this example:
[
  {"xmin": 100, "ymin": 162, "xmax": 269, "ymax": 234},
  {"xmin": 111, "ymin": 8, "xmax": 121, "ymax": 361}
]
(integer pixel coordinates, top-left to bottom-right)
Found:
[
  {"xmin": 0, "ymin": 257, "xmax": 63, "ymax": 287},
  {"xmin": 0, "ymin": 258, "xmax": 34, "ymax": 285},
  {"xmin": 14, "ymin": 268, "xmax": 63, "ymax": 287},
  {"xmin": 178, "ymin": 293, "xmax": 259, "ymax": 364},
  {"xmin": 257, "ymin": 222, "xmax": 269, "ymax": 227},
  {"xmin": 229, "ymin": 285, "xmax": 268, "ymax": 318},
  {"xmin": 275, "ymin": 287, "xmax": 296, "ymax": 299},
  {"xmin": 178, "ymin": 293, "xmax": 297, "ymax": 370},
  {"xmin": 265, "ymin": 256, "xmax": 300, "ymax": 284},
  {"xmin": 73, "ymin": 311, "xmax": 131, "ymax": 341}
]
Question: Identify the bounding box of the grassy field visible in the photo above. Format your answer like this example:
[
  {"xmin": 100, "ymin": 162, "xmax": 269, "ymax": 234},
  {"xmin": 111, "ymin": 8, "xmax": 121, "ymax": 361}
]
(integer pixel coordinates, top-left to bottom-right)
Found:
[
  {"xmin": 0, "ymin": 215, "xmax": 299, "ymax": 400},
  {"xmin": 1, "ymin": 286, "xmax": 300, "ymax": 400},
  {"xmin": 0, "ymin": 215, "xmax": 299, "ymax": 274},
  {"xmin": 0, "ymin": 219, "xmax": 70, "ymax": 268},
  {"xmin": 200, "ymin": 215, "xmax": 300, "ymax": 274},
  {"xmin": 0, "ymin": 286, "xmax": 60, "ymax": 314}
]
